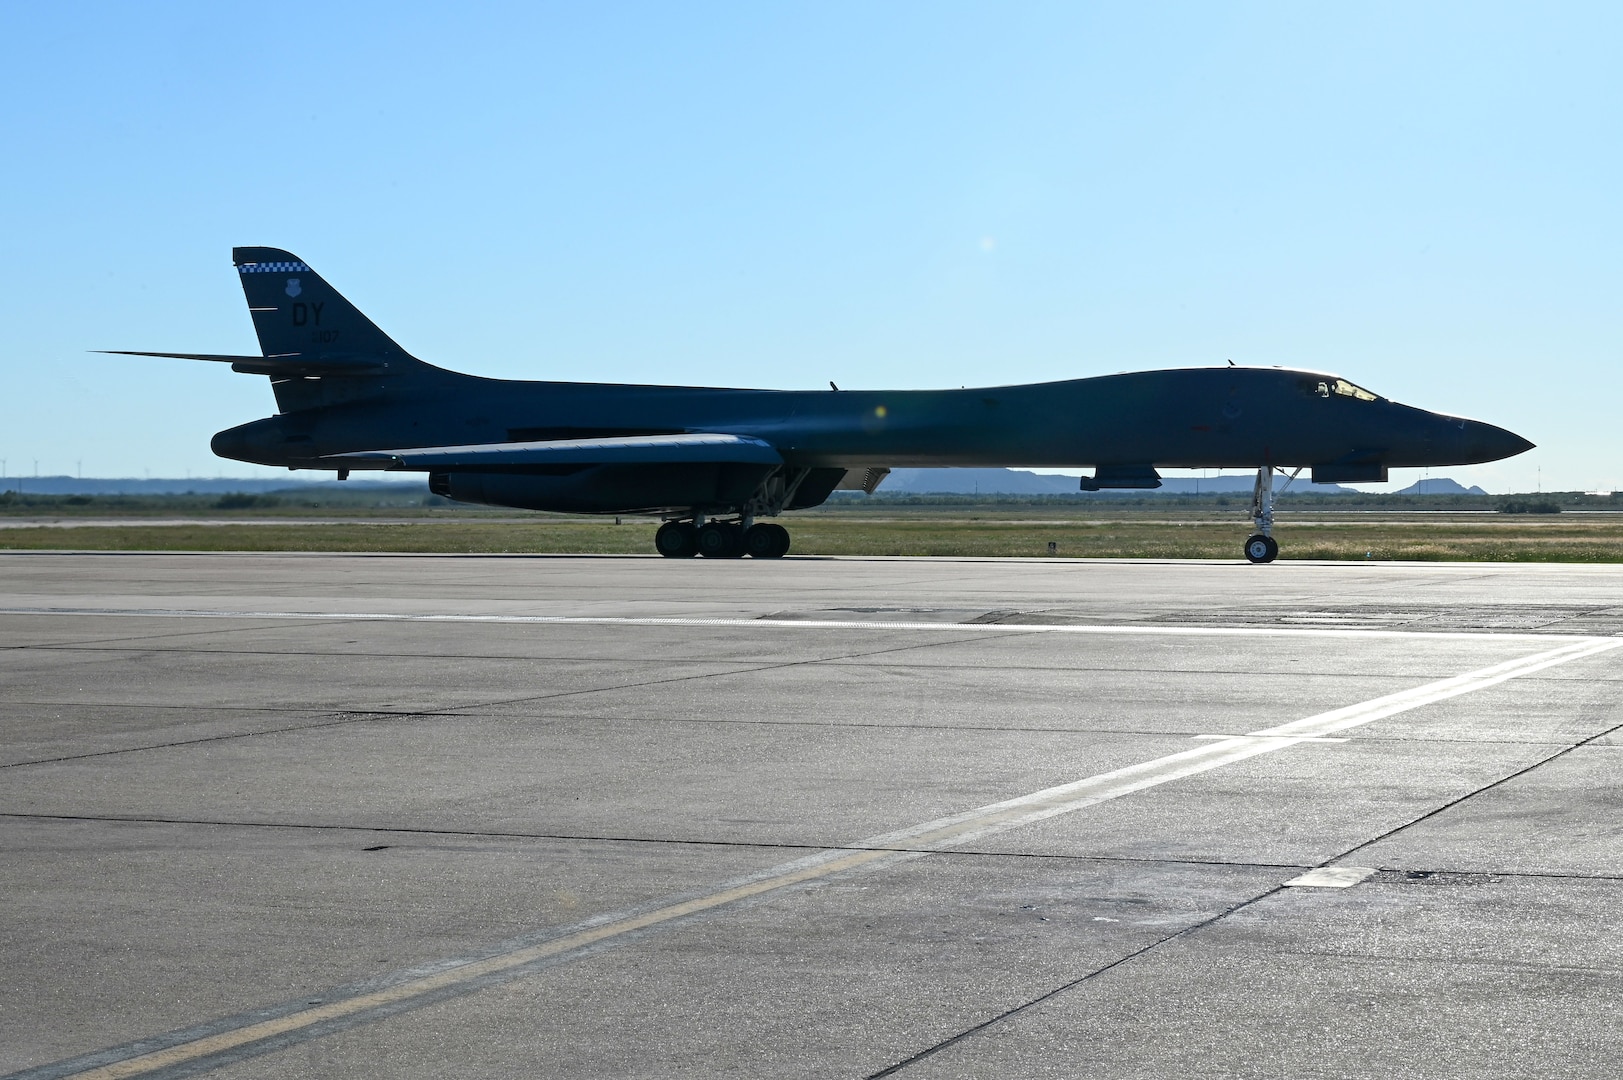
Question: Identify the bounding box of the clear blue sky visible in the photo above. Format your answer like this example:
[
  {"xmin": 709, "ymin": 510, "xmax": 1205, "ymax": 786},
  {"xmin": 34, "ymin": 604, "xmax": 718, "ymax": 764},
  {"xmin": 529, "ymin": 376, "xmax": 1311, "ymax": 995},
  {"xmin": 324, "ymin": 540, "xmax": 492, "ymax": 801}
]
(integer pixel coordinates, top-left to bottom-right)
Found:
[{"xmin": 2, "ymin": 2, "xmax": 1617, "ymax": 492}]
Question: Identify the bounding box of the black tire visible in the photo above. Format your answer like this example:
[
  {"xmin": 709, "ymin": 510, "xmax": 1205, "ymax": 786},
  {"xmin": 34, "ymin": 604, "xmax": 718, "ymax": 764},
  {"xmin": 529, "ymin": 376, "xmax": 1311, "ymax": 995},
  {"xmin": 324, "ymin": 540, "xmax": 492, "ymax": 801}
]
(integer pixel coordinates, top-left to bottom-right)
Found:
[
  {"xmin": 743, "ymin": 523, "xmax": 791, "ymax": 559},
  {"xmin": 1244, "ymin": 534, "xmax": 1273, "ymax": 563},
  {"xmin": 655, "ymin": 521, "xmax": 697, "ymax": 558},
  {"xmin": 743, "ymin": 524, "xmax": 778, "ymax": 559},
  {"xmin": 1263, "ymin": 536, "xmax": 1279, "ymax": 562},
  {"xmin": 697, "ymin": 522, "xmax": 739, "ymax": 558}
]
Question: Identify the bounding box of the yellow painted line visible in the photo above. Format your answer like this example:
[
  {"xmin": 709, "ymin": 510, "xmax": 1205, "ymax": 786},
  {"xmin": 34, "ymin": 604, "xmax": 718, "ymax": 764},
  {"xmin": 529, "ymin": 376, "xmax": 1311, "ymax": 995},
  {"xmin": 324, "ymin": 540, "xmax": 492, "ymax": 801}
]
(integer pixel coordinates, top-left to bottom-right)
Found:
[{"xmin": 40, "ymin": 635, "xmax": 1622, "ymax": 1079}]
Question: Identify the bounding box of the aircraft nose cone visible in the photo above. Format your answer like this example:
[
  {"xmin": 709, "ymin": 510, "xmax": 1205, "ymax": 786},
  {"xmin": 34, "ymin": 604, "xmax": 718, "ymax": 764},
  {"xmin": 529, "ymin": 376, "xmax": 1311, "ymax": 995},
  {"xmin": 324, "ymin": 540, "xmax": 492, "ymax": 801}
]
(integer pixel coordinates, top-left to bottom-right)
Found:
[{"xmin": 1460, "ymin": 419, "xmax": 1535, "ymax": 463}]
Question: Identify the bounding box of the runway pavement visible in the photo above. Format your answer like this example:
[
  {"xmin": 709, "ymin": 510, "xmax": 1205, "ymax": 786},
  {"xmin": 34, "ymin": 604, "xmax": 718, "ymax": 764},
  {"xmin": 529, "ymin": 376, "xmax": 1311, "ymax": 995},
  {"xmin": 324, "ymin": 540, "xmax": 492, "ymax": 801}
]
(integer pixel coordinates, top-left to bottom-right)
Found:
[{"xmin": 2, "ymin": 552, "xmax": 1621, "ymax": 1078}]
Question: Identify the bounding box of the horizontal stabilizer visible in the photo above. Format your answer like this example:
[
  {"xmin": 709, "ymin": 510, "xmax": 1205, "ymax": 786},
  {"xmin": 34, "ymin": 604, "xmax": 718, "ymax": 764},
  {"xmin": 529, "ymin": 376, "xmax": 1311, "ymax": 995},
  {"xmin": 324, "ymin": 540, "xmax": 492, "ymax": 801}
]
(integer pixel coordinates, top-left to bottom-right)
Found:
[
  {"xmin": 98, "ymin": 350, "xmax": 388, "ymax": 377},
  {"xmin": 334, "ymin": 433, "xmax": 785, "ymax": 470}
]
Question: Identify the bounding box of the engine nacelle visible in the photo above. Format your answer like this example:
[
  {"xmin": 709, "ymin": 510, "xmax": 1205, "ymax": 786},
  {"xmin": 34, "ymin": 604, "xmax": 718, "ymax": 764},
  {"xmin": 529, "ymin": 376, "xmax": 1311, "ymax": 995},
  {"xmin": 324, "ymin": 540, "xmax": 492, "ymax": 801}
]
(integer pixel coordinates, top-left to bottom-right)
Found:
[{"xmin": 429, "ymin": 463, "xmax": 777, "ymax": 515}]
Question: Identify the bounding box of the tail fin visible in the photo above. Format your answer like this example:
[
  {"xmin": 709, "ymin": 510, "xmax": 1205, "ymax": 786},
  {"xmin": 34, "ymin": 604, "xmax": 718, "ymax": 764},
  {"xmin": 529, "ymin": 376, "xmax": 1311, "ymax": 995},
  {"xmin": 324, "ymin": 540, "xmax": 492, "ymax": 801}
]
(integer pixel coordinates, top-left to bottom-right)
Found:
[{"xmin": 234, "ymin": 247, "xmax": 411, "ymax": 361}]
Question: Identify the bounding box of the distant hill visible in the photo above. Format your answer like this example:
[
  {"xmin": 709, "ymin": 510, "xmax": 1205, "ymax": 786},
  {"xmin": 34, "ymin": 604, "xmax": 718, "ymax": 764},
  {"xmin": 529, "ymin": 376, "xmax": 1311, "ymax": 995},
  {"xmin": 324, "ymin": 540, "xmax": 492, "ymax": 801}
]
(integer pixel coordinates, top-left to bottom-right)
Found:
[
  {"xmin": 881, "ymin": 468, "xmax": 1355, "ymax": 495},
  {"xmin": 0, "ymin": 475, "xmax": 423, "ymax": 495},
  {"xmin": 1392, "ymin": 478, "xmax": 1487, "ymax": 496}
]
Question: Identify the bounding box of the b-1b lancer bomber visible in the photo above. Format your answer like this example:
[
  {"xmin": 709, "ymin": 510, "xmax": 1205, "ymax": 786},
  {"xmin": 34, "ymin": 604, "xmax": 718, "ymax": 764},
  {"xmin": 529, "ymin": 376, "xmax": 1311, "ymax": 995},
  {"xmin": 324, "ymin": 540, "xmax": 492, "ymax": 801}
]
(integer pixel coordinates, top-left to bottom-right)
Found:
[{"xmin": 115, "ymin": 248, "xmax": 1533, "ymax": 562}]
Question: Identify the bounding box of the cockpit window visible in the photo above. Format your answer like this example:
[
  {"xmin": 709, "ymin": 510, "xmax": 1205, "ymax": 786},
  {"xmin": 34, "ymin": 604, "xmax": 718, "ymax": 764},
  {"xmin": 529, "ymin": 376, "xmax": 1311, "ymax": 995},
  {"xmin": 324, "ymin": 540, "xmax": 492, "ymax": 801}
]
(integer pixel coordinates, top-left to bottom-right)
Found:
[{"xmin": 1300, "ymin": 377, "xmax": 1379, "ymax": 402}]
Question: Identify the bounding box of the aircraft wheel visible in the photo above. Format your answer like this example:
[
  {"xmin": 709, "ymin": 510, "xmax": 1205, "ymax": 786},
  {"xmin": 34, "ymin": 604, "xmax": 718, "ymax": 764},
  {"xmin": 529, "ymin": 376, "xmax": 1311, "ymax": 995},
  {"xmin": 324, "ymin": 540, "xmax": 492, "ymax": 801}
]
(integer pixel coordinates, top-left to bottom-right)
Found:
[
  {"xmin": 697, "ymin": 522, "xmax": 740, "ymax": 558},
  {"xmin": 744, "ymin": 523, "xmax": 790, "ymax": 559},
  {"xmin": 655, "ymin": 521, "xmax": 697, "ymax": 558},
  {"xmin": 1244, "ymin": 534, "xmax": 1278, "ymax": 563}
]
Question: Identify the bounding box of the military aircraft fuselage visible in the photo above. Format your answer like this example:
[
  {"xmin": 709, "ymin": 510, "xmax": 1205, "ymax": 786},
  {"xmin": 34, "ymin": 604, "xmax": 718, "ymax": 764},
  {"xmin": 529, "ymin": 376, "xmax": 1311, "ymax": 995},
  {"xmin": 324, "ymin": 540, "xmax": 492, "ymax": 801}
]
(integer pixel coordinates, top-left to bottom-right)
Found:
[{"xmin": 211, "ymin": 364, "xmax": 1526, "ymax": 477}]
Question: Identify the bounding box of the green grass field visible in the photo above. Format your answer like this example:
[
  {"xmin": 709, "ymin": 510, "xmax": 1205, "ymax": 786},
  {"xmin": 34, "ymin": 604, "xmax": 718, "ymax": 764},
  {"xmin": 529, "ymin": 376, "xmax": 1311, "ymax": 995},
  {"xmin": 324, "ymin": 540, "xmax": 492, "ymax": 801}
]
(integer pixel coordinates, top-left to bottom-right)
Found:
[{"xmin": 3, "ymin": 513, "xmax": 1621, "ymax": 561}]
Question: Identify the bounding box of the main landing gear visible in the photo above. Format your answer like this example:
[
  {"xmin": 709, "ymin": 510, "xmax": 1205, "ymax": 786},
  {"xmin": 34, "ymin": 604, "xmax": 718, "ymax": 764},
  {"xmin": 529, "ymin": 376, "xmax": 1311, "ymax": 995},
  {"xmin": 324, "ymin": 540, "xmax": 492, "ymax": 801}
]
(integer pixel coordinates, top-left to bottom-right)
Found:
[
  {"xmin": 1244, "ymin": 465, "xmax": 1301, "ymax": 563},
  {"xmin": 655, "ymin": 518, "xmax": 791, "ymax": 559}
]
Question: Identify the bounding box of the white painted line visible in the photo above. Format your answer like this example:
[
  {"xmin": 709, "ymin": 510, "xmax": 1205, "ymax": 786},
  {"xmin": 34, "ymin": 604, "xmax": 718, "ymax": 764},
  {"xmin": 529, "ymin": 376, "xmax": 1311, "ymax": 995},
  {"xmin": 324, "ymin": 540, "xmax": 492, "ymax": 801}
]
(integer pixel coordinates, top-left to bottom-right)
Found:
[
  {"xmin": 0, "ymin": 605, "xmax": 1608, "ymax": 643},
  {"xmin": 1285, "ymin": 866, "xmax": 1377, "ymax": 888},
  {"xmin": 1192, "ymin": 734, "xmax": 1349, "ymax": 743},
  {"xmin": 25, "ymin": 635, "xmax": 1619, "ymax": 1080},
  {"xmin": 1247, "ymin": 636, "xmax": 1623, "ymax": 740},
  {"xmin": 854, "ymin": 637, "xmax": 1623, "ymax": 851}
]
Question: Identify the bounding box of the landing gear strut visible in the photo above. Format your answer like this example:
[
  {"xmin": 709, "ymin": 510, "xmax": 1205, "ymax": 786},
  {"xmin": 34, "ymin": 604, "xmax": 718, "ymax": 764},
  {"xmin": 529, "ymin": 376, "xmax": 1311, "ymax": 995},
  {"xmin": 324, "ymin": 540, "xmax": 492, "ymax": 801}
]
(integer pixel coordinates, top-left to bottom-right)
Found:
[
  {"xmin": 655, "ymin": 517, "xmax": 790, "ymax": 559},
  {"xmin": 1244, "ymin": 466, "xmax": 1300, "ymax": 563}
]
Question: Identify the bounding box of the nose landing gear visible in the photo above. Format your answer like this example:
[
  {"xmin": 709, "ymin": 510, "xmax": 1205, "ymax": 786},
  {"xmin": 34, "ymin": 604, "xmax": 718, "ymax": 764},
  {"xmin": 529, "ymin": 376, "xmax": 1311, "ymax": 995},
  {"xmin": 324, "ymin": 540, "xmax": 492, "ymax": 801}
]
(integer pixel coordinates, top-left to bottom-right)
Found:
[
  {"xmin": 1244, "ymin": 533, "xmax": 1279, "ymax": 563},
  {"xmin": 1244, "ymin": 466, "xmax": 1301, "ymax": 563}
]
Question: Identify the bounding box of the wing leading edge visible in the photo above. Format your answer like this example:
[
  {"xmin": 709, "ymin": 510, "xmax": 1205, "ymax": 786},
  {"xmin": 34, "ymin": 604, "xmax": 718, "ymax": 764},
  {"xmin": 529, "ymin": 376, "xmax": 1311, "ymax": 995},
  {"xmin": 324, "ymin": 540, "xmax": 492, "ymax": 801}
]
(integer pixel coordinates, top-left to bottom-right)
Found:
[{"xmin": 333, "ymin": 432, "xmax": 784, "ymax": 470}]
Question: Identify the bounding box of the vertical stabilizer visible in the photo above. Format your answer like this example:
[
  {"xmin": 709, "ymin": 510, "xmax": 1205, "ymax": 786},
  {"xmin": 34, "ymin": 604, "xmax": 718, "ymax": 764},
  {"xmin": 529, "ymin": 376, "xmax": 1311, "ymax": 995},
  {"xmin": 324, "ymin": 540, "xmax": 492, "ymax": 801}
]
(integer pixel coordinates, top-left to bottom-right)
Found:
[{"xmin": 233, "ymin": 247, "xmax": 412, "ymax": 361}]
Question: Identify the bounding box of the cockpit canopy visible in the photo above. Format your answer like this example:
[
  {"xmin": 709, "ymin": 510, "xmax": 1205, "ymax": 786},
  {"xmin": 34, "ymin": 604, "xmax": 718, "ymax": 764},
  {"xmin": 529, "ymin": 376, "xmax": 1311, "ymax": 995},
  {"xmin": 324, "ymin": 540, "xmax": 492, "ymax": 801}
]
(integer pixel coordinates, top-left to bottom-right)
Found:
[{"xmin": 1300, "ymin": 376, "xmax": 1379, "ymax": 402}]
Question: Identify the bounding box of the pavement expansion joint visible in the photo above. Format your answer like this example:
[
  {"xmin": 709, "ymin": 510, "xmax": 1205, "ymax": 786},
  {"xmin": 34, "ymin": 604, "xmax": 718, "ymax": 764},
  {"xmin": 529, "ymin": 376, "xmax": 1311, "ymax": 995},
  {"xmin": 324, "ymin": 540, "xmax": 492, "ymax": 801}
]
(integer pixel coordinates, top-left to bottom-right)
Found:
[
  {"xmin": 1331, "ymin": 713, "xmax": 1623, "ymax": 866},
  {"xmin": 865, "ymin": 885, "xmax": 1291, "ymax": 1079},
  {"xmin": 1375, "ymin": 867, "xmax": 1623, "ymax": 883},
  {"xmin": 0, "ymin": 812, "xmax": 1319, "ymax": 871},
  {"xmin": 0, "ymin": 712, "xmax": 416, "ymax": 769}
]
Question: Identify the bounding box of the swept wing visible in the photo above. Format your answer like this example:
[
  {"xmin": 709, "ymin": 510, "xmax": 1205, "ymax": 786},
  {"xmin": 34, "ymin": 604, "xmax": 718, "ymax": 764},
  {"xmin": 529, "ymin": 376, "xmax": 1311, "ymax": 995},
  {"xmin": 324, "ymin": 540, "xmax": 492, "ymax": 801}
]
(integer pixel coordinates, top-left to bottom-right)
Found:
[{"xmin": 333, "ymin": 433, "xmax": 784, "ymax": 470}]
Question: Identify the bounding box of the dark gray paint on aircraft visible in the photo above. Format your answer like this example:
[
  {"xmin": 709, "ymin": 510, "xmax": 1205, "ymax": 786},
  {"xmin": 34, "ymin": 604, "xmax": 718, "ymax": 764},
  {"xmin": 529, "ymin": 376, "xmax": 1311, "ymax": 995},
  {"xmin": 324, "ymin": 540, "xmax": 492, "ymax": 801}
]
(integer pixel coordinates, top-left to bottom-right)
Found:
[{"xmin": 110, "ymin": 247, "xmax": 1533, "ymax": 561}]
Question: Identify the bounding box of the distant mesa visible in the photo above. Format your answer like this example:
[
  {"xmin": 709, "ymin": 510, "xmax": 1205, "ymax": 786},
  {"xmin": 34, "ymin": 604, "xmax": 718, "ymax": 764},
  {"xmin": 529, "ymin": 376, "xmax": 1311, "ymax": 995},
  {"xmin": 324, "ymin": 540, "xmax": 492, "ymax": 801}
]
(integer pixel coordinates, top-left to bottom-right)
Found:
[{"xmin": 1392, "ymin": 478, "xmax": 1487, "ymax": 496}]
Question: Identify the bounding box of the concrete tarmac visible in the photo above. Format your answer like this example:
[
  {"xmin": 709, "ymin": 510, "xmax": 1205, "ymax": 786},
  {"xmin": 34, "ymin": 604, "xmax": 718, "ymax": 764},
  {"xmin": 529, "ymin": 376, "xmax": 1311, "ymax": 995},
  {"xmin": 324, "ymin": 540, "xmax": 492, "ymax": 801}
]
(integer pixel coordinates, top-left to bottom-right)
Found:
[{"xmin": 2, "ymin": 552, "xmax": 1621, "ymax": 1078}]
